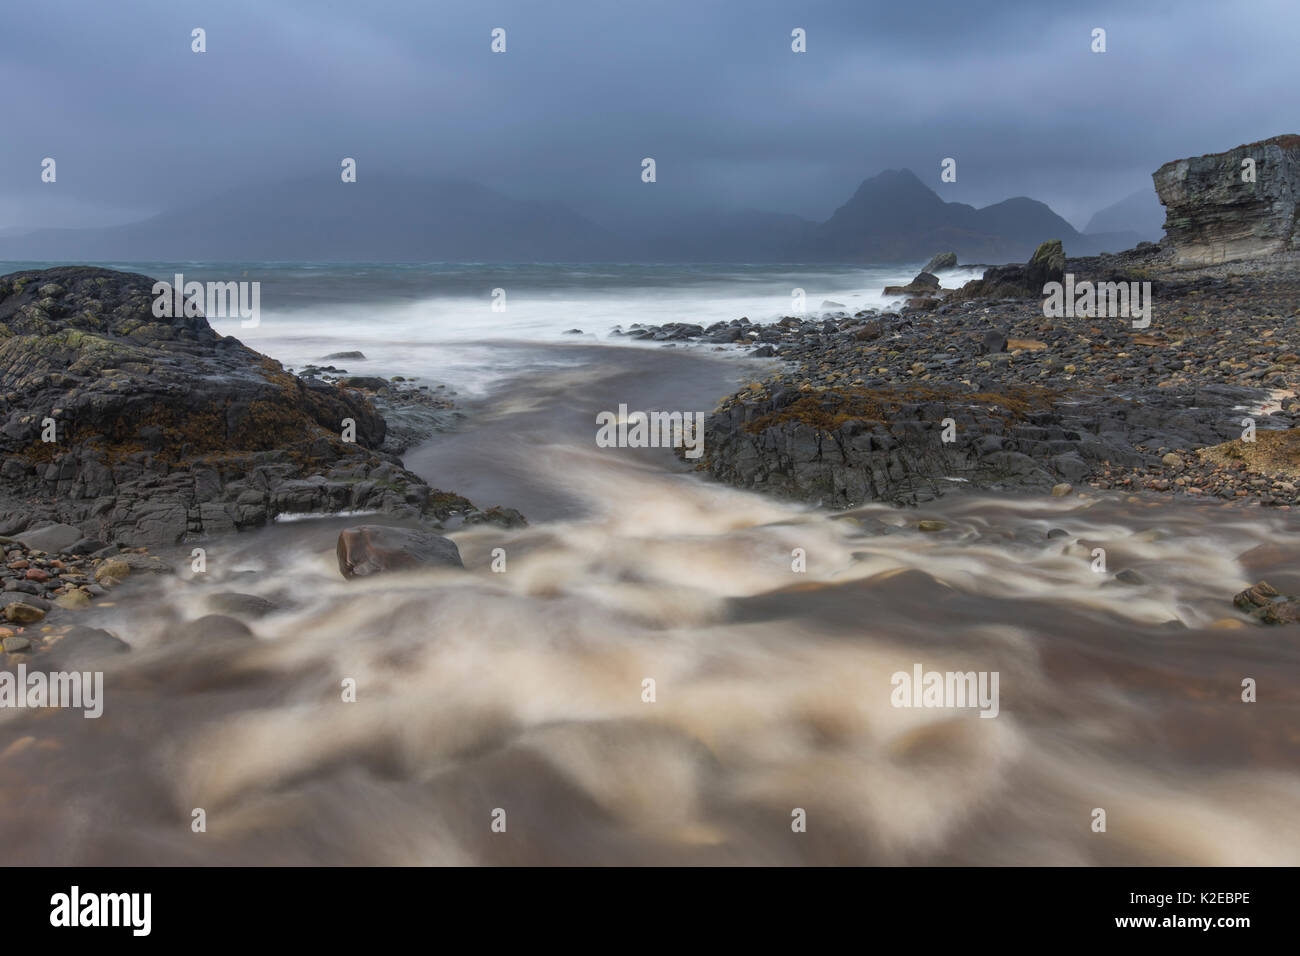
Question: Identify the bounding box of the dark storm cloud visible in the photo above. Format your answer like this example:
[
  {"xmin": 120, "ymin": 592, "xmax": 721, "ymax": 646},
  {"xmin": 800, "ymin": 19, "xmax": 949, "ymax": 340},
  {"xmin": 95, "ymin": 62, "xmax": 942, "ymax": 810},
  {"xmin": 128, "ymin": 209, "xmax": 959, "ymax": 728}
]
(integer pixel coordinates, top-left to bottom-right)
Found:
[{"xmin": 2, "ymin": 0, "xmax": 1296, "ymax": 233}]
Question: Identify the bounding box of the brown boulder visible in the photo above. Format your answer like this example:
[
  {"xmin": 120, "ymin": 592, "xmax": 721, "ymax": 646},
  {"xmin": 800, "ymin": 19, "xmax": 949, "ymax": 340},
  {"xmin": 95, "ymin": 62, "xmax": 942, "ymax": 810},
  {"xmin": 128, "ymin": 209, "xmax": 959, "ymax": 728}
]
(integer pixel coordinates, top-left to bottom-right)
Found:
[
  {"xmin": 337, "ymin": 525, "xmax": 464, "ymax": 579},
  {"xmin": 1233, "ymin": 580, "xmax": 1300, "ymax": 625}
]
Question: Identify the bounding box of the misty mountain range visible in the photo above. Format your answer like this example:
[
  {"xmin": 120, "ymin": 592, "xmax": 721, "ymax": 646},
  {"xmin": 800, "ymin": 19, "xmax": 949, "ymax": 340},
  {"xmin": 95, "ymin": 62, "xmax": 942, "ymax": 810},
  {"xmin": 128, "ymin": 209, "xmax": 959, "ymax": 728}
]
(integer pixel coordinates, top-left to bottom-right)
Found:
[
  {"xmin": 0, "ymin": 169, "xmax": 1165, "ymax": 265},
  {"xmin": 1083, "ymin": 188, "xmax": 1168, "ymax": 239}
]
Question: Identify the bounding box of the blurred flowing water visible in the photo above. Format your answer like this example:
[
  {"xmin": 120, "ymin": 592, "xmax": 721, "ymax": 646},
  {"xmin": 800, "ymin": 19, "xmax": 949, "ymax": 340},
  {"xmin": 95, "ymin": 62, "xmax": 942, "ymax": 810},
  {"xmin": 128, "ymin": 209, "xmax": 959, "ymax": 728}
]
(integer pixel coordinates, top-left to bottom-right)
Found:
[{"xmin": 1, "ymin": 280, "xmax": 1298, "ymax": 865}]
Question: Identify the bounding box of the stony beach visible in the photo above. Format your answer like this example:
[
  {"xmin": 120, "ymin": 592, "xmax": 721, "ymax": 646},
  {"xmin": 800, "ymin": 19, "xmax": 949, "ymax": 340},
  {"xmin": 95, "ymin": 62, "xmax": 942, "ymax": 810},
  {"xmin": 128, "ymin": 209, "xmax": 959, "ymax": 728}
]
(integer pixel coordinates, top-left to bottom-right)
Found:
[{"xmin": 627, "ymin": 243, "xmax": 1300, "ymax": 511}]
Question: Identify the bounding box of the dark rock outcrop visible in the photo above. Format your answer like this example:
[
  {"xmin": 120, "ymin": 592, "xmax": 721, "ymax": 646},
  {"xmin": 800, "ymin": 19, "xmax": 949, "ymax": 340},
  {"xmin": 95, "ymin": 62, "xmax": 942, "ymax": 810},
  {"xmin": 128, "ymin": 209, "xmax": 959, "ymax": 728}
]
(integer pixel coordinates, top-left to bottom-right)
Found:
[
  {"xmin": 700, "ymin": 386, "xmax": 1075, "ymax": 506},
  {"xmin": 1153, "ymin": 134, "xmax": 1300, "ymax": 265},
  {"xmin": 921, "ymin": 252, "xmax": 958, "ymax": 273},
  {"xmin": 695, "ymin": 380, "xmax": 1255, "ymax": 508},
  {"xmin": 0, "ymin": 266, "xmax": 495, "ymax": 546},
  {"xmin": 883, "ymin": 271, "xmax": 942, "ymax": 296},
  {"xmin": 952, "ymin": 239, "xmax": 1065, "ymax": 300}
]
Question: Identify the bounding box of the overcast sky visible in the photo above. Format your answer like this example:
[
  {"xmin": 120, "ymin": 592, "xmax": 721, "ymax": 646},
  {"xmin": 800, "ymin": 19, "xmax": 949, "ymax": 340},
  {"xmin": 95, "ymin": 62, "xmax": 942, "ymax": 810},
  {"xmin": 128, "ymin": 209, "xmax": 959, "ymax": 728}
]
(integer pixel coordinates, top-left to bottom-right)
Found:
[{"xmin": 2, "ymin": 0, "xmax": 1296, "ymax": 235}]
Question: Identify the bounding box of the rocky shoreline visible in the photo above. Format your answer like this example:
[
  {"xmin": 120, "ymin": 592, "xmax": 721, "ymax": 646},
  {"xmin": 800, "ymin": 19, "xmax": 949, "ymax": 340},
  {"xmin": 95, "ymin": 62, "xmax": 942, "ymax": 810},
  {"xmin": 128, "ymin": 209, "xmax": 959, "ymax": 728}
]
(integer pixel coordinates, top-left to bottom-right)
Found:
[
  {"xmin": 0, "ymin": 265, "xmax": 533, "ymax": 655},
  {"xmin": 625, "ymin": 241, "xmax": 1299, "ymax": 511},
  {"xmin": 0, "ymin": 266, "xmax": 516, "ymax": 551}
]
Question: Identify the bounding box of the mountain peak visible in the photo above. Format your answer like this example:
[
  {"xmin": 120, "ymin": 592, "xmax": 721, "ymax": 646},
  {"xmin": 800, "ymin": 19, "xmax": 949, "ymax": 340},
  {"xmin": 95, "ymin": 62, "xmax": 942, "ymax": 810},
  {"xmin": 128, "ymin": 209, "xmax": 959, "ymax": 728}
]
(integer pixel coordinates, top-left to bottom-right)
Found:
[
  {"xmin": 873, "ymin": 167, "xmax": 925, "ymax": 183},
  {"xmin": 852, "ymin": 167, "xmax": 932, "ymax": 196}
]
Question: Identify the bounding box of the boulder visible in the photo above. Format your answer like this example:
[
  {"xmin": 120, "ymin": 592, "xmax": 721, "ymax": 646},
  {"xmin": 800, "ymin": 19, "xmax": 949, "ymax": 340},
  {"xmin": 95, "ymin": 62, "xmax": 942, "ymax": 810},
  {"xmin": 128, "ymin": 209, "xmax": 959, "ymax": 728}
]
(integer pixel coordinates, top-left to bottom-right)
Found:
[
  {"xmin": 852, "ymin": 321, "xmax": 883, "ymax": 342},
  {"xmin": 206, "ymin": 592, "xmax": 278, "ymax": 619},
  {"xmin": 53, "ymin": 591, "xmax": 92, "ymax": 610},
  {"xmin": 1254, "ymin": 601, "xmax": 1300, "ymax": 626},
  {"xmin": 186, "ymin": 614, "xmax": 255, "ymax": 641},
  {"xmin": 16, "ymin": 523, "xmax": 83, "ymax": 553},
  {"xmin": 1025, "ymin": 239, "xmax": 1066, "ymax": 289},
  {"xmin": 884, "ymin": 271, "xmax": 944, "ymax": 296},
  {"xmin": 338, "ymin": 376, "xmax": 390, "ymax": 391},
  {"xmin": 977, "ymin": 329, "xmax": 1009, "ymax": 355},
  {"xmin": 3, "ymin": 602, "xmax": 45, "ymax": 624},
  {"xmin": 337, "ymin": 525, "xmax": 464, "ymax": 579},
  {"xmin": 44, "ymin": 626, "xmax": 130, "ymax": 665},
  {"xmin": 952, "ymin": 239, "xmax": 1065, "ymax": 300},
  {"xmin": 921, "ymin": 252, "xmax": 958, "ymax": 273},
  {"xmin": 1233, "ymin": 580, "xmax": 1300, "ymax": 625},
  {"xmin": 94, "ymin": 559, "xmax": 131, "ymax": 583},
  {"xmin": 0, "ymin": 593, "xmax": 49, "ymax": 611}
]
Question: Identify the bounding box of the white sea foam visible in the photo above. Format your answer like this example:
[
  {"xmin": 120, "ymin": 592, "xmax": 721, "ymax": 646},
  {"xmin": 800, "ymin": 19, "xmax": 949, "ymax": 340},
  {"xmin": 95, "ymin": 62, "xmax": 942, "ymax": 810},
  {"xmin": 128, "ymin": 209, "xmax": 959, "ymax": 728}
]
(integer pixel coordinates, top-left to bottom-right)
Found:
[{"xmin": 202, "ymin": 262, "xmax": 923, "ymax": 393}]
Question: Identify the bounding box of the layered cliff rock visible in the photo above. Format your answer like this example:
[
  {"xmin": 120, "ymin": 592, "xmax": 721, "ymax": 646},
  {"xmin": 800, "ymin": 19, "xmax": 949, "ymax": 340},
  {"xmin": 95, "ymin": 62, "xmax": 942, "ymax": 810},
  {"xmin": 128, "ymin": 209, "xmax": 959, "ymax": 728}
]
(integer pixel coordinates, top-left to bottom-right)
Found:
[
  {"xmin": 1153, "ymin": 134, "xmax": 1300, "ymax": 265},
  {"xmin": 0, "ymin": 266, "xmax": 488, "ymax": 546}
]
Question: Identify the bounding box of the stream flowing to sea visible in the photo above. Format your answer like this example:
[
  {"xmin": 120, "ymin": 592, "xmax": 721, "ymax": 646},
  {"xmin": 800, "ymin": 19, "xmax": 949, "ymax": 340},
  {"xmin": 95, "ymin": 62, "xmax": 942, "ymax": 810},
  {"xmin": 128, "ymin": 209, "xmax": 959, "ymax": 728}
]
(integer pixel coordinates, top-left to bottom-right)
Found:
[{"xmin": 1, "ymin": 263, "xmax": 1298, "ymax": 865}]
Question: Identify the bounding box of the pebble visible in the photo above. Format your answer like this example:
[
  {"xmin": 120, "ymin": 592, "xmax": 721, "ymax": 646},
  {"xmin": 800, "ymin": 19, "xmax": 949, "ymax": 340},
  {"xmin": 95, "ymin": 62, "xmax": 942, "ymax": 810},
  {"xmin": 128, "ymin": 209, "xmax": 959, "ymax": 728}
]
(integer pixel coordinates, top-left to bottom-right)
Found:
[
  {"xmin": 2, "ymin": 603, "xmax": 45, "ymax": 624},
  {"xmin": 0, "ymin": 540, "xmax": 162, "ymax": 657},
  {"xmin": 94, "ymin": 559, "xmax": 132, "ymax": 583},
  {"xmin": 53, "ymin": 591, "xmax": 91, "ymax": 610}
]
